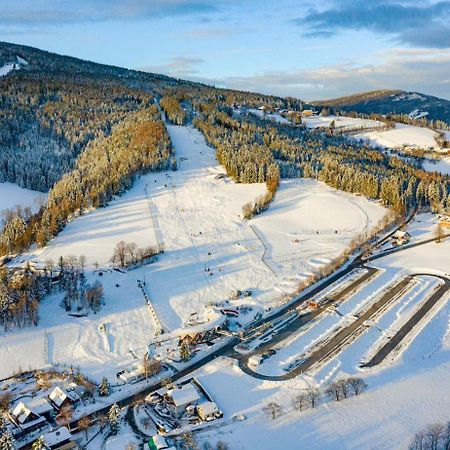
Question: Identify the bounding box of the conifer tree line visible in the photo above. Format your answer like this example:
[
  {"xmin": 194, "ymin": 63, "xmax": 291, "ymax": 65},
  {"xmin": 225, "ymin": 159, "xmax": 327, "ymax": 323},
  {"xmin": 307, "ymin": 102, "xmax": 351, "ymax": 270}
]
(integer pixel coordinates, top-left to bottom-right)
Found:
[
  {"xmin": 192, "ymin": 98, "xmax": 449, "ymax": 216},
  {"xmin": 0, "ymin": 265, "xmax": 51, "ymax": 331},
  {"xmin": 0, "ymin": 106, "xmax": 173, "ymax": 255},
  {"xmin": 0, "ymin": 72, "xmax": 155, "ymax": 191},
  {"xmin": 160, "ymin": 94, "xmax": 187, "ymax": 125}
]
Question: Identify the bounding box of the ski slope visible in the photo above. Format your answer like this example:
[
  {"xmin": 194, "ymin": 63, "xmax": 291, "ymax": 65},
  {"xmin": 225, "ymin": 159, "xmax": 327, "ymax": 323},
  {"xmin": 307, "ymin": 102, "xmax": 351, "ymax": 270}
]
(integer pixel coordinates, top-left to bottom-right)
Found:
[{"xmin": 0, "ymin": 123, "xmax": 387, "ymax": 381}]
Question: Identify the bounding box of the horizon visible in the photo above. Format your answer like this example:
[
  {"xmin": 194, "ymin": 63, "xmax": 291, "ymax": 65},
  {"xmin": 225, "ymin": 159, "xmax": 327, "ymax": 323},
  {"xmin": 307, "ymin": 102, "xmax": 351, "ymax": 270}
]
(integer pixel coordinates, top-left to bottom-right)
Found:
[{"xmin": 2, "ymin": 0, "xmax": 450, "ymax": 101}]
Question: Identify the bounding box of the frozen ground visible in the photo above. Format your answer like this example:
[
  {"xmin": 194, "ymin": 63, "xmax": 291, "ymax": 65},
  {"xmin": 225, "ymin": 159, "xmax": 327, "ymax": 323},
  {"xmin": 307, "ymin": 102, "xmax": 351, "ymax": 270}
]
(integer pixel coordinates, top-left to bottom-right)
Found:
[
  {"xmin": 0, "ymin": 182, "xmax": 46, "ymax": 230},
  {"xmin": 0, "ymin": 268, "xmax": 158, "ymax": 380},
  {"xmin": 0, "ymin": 124, "xmax": 386, "ymax": 380},
  {"xmin": 356, "ymin": 123, "xmax": 438, "ymax": 150},
  {"xmin": 192, "ymin": 233, "xmax": 450, "ymax": 450}
]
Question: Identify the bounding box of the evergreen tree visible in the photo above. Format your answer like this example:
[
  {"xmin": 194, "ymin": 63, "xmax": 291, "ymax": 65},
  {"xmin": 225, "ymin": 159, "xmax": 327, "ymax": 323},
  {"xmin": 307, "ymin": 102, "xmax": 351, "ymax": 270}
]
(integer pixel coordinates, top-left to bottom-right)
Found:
[
  {"xmin": 98, "ymin": 377, "xmax": 110, "ymax": 397},
  {"xmin": 31, "ymin": 436, "xmax": 47, "ymax": 450},
  {"xmin": 108, "ymin": 403, "xmax": 120, "ymax": 435},
  {"xmin": 0, "ymin": 431, "xmax": 15, "ymax": 450},
  {"xmin": 179, "ymin": 341, "xmax": 192, "ymax": 362}
]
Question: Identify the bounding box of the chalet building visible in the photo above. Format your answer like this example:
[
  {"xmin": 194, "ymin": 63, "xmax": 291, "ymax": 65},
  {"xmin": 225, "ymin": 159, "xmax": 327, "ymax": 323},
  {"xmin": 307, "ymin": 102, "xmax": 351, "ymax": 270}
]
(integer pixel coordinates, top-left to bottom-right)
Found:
[
  {"xmin": 42, "ymin": 427, "xmax": 79, "ymax": 450},
  {"xmin": 10, "ymin": 401, "xmax": 49, "ymax": 435},
  {"xmin": 48, "ymin": 386, "xmax": 80, "ymax": 410},
  {"xmin": 196, "ymin": 401, "xmax": 222, "ymax": 421}
]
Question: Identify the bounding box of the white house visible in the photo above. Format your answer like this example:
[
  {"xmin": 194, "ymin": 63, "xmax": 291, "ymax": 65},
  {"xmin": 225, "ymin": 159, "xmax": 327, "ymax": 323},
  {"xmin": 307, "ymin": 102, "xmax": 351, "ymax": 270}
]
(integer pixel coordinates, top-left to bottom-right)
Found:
[
  {"xmin": 166, "ymin": 384, "xmax": 200, "ymax": 418},
  {"xmin": 49, "ymin": 386, "xmax": 80, "ymax": 410}
]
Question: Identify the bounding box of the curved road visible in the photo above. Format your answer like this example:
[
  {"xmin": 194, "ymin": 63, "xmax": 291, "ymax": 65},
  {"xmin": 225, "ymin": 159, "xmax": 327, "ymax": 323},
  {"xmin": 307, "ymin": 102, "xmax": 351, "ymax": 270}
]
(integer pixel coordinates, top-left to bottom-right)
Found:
[{"xmin": 239, "ymin": 273, "xmax": 450, "ymax": 381}]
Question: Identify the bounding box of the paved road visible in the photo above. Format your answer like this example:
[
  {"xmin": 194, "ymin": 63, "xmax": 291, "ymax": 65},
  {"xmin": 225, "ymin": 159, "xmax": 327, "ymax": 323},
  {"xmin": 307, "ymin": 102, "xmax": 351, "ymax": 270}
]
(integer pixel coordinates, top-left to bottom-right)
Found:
[
  {"xmin": 17, "ymin": 223, "xmax": 447, "ymax": 448},
  {"xmin": 236, "ymin": 267, "xmax": 379, "ymax": 358},
  {"xmin": 362, "ymin": 274, "xmax": 450, "ymax": 367},
  {"xmin": 238, "ymin": 275, "xmax": 415, "ymax": 381}
]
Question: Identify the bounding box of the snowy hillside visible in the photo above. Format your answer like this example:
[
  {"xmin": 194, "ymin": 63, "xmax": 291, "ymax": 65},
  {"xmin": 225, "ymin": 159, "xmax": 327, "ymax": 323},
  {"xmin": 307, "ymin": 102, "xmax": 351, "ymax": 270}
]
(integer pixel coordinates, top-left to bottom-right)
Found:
[
  {"xmin": 355, "ymin": 123, "xmax": 439, "ymax": 150},
  {"xmin": 0, "ymin": 182, "xmax": 46, "ymax": 230},
  {"xmin": 0, "ymin": 123, "xmax": 387, "ymax": 381}
]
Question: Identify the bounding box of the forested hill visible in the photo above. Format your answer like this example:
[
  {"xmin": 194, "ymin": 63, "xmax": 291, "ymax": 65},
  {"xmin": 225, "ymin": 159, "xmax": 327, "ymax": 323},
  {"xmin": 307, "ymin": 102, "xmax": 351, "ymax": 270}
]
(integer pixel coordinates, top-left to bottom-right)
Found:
[
  {"xmin": 312, "ymin": 90, "xmax": 450, "ymax": 124},
  {"xmin": 0, "ymin": 41, "xmax": 199, "ymax": 191},
  {"xmin": 0, "ymin": 42, "xmax": 291, "ymax": 192}
]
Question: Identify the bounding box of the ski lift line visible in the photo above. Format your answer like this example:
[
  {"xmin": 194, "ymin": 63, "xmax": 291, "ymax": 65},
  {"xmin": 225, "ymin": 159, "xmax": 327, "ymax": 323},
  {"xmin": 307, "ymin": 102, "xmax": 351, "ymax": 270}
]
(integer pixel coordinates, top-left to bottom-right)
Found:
[{"xmin": 248, "ymin": 224, "xmax": 278, "ymax": 276}]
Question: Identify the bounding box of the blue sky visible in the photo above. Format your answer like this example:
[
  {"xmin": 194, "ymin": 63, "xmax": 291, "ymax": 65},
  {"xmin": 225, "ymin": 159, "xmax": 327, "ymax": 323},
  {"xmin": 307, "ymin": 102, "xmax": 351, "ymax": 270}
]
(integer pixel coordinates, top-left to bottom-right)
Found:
[{"xmin": 2, "ymin": 0, "xmax": 450, "ymax": 100}]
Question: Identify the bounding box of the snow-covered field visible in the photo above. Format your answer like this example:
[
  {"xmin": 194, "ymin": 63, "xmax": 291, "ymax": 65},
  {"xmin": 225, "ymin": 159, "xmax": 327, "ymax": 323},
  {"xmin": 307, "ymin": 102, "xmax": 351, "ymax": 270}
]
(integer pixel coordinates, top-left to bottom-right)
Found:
[
  {"xmin": 303, "ymin": 115, "xmax": 383, "ymax": 130},
  {"xmin": 191, "ymin": 234, "xmax": 450, "ymax": 450},
  {"xmin": 250, "ymin": 179, "xmax": 385, "ymax": 284},
  {"xmin": 0, "ymin": 124, "xmax": 387, "ymax": 381},
  {"xmin": 422, "ymin": 156, "xmax": 450, "ymax": 175},
  {"xmin": 356, "ymin": 123, "xmax": 439, "ymax": 150},
  {"xmin": 0, "ymin": 182, "xmax": 46, "ymax": 230}
]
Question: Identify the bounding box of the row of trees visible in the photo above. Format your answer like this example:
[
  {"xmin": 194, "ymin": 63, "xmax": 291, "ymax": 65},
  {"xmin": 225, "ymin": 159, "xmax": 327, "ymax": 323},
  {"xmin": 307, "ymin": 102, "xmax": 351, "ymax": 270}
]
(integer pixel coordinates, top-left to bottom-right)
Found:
[
  {"xmin": 410, "ymin": 421, "xmax": 450, "ymax": 450},
  {"xmin": 0, "ymin": 266, "xmax": 51, "ymax": 331},
  {"xmin": 264, "ymin": 377, "xmax": 368, "ymax": 421},
  {"xmin": 110, "ymin": 241, "xmax": 162, "ymax": 269},
  {"xmin": 0, "ymin": 106, "xmax": 173, "ymax": 256}
]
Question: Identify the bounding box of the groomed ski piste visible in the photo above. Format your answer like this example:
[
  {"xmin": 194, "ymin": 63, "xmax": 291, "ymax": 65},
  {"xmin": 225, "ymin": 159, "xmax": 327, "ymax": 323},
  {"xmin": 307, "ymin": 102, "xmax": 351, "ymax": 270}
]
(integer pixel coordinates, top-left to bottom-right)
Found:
[
  {"xmin": 0, "ymin": 123, "xmax": 387, "ymax": 381},
  {"xmin": 2, "ymin": 120, "xmax": 450, "ymax": 450}
]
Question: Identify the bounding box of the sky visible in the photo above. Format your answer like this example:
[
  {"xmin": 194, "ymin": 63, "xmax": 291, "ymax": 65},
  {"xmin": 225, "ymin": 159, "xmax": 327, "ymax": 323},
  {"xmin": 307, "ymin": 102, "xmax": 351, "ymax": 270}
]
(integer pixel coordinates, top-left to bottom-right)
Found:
[{"xmin": 2, "ymin": 0, "xmax": 450, "ymax": 100}]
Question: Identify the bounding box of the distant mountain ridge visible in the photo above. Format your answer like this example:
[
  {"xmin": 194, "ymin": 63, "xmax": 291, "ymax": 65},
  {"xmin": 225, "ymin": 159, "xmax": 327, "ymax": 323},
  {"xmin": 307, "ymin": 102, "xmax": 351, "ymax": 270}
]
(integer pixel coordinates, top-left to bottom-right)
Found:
[{"xmin": 312, "ymin": 90, "xmax": 450, "ymax": 123}]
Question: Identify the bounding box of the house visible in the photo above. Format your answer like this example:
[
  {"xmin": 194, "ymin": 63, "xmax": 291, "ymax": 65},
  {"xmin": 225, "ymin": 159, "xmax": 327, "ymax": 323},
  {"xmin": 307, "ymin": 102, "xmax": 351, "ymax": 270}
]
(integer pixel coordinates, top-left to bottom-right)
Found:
[
  {"xmin": 197, "ymin": 401, "xmax": 222, "ymax": 422},
  {"xmin": 148, "ymin": 434, "xmax": 169, "ymax": 450},
  {"xmin": 301, "ymin": 109, "xmax": 315, "ymax": 117},
  {"xmin": 392, "ymin": 230, "xmax": 411, "ymax": 245},
  {"xmin": 118, "ymin": 364, "xmax": 146, "ymax": 384},
  {"xmin": 10, "ymin": 401, "xmax": 48, "ymax": 434},
  {"xmin": 49, "ymin": 387, "xmax": 80, "ymax": 410},
  {"xmin": 248, "ymin": 355, "xmax": 262, "ymax": 368},
  {"xmin": 42, "ymin": 426, "xmax": 79, "ymax": 450},
  {"xmin": 165, "ymin": 384, "xmax": 200, "ymax": 418}
]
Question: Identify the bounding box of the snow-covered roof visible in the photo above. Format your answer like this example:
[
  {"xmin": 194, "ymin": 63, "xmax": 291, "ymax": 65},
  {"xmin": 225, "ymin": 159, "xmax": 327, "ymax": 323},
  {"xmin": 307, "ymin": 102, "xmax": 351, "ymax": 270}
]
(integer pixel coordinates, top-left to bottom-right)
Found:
[
  {"xmin": 170, "ymin": 384, "xmax": 200, "ymax": 408},
  {"xmin": 12, "ymin": 402, "xmax": 35, "ymax": 423},
  {"xmin": 393, "ymin": 230, "xmax": 411, "ymax": 239},
  {"xmin": 26, "ymin": 397, "xmax": 54, "ymax": 415},
  {"xmin": 151, "ymin": 434, "xmax": 168, "ymax": 449},
  {"xmin": 42, "ymin": 426, "xmax": 72, "ymax": 447},
  {"xmin": 49, "ymin": 386, "xmax": 80, "ymax": 407},
  {"xmin": 197, "ymin": 401, "xmax": 219, "ymax": 416}
]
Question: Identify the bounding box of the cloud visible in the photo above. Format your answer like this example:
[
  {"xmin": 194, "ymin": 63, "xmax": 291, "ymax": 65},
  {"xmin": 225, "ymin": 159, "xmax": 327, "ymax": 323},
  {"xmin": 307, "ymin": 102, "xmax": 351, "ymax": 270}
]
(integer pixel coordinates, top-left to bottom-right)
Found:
[
  {"xmin": 295, "ymin": 0, "xmax": 450, "ymax": 48},
  {"xmin": 0, "ymin": 0, "xmax": 224, "ymax": 26},
  {"xmin": 139, "ymin": 56, "xmax": 205, "ymax": 77},
  {"xmin": 193, "ymin": 48, "xmax": 450, "ymax": 100}
]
